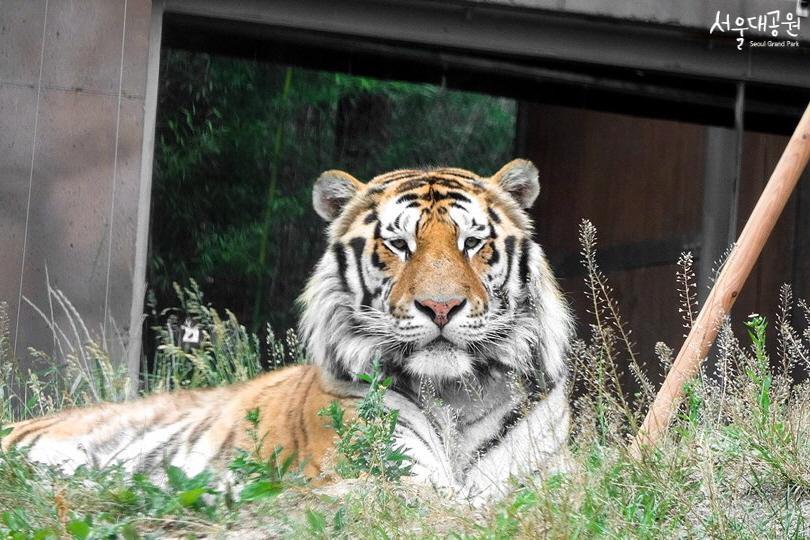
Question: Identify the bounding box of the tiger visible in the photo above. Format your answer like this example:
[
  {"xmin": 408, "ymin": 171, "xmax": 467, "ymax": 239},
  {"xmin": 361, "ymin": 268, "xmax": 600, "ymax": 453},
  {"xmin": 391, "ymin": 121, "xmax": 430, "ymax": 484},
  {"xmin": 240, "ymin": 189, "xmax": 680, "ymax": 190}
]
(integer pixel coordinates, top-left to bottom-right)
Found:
[{"xmin": 2, "ymin": 159, "xmax": 574, "ymax": 501}]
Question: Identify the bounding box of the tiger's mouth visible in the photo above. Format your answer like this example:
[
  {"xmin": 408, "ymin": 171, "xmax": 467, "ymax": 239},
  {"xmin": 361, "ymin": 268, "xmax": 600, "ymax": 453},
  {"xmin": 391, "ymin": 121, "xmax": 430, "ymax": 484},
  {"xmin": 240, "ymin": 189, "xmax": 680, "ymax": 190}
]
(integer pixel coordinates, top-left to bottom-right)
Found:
[
  {"xmin": 415, "ymin": 335, "xmax": 469, "ymax": 355},
  {"xmin": 416, "ymin": 335, "xmax": 460, "ymax": 350},
  {"xmin": 403, "ymin": 336, "xmax": 476, "ymax": 380}
]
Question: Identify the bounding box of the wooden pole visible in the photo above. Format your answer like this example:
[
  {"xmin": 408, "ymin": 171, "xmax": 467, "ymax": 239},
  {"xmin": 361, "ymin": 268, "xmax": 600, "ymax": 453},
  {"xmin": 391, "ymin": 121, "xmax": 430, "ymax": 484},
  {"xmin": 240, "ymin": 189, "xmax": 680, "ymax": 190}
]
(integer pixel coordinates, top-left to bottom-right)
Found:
[{"xmin": 629, "ymin": 103, "xmax": 810, "ymax": 458}]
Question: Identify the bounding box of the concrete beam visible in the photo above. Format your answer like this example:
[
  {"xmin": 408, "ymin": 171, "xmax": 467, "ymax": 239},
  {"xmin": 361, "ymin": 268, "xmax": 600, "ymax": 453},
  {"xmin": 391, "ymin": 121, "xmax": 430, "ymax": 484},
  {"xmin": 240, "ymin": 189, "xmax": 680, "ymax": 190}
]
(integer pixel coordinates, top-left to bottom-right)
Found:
[
  {"xmin": 462, "ymin": 0, "xmax": 807, "ymax": 36},
  {"xmin": 164, "ymin": 0, "xmax": 810, "ymax": 89}
]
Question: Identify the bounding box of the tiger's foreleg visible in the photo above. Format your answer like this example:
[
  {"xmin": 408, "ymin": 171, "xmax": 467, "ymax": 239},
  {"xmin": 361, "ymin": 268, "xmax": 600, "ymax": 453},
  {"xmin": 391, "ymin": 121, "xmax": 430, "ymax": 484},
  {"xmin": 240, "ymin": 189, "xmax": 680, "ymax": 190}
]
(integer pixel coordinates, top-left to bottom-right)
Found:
[
  {"xmin": 386, "ymin": 392, "xmax": 460, "ymax": 492},
  {"xmin": 461, "ymin": 384, "xmax": 572, "ymax": 502}
]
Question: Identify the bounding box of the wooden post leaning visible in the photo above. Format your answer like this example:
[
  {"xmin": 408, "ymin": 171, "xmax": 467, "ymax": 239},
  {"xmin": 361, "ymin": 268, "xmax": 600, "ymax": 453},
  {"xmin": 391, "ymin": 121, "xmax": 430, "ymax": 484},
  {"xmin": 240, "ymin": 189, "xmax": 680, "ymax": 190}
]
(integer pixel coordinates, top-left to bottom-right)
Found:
[{"xmin": 629, "ymin": 103, "xmax": 810, "ymax": 459}]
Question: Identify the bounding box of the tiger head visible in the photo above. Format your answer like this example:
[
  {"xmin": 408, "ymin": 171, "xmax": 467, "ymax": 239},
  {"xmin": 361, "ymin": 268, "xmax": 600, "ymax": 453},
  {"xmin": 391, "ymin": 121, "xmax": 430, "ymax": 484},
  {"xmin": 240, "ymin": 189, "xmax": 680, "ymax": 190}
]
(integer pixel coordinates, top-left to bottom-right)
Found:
[{"xmin": 300, "ymin": 159, "xmax": 573, "ymax": 388}]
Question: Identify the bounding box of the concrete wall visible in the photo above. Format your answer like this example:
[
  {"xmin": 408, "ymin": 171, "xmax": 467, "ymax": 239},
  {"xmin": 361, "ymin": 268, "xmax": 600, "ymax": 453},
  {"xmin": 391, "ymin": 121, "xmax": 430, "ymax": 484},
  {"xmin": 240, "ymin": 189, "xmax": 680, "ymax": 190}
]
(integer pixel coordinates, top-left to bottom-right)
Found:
[{"xmin": 0, "ymin": 0, "xmax": 154, "ymax": 379}]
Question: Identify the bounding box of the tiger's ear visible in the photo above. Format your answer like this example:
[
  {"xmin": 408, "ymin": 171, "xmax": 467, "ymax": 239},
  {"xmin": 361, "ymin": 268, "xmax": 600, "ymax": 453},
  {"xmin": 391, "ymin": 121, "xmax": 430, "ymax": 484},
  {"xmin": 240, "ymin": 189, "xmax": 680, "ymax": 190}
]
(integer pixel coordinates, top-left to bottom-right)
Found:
[
  {"xmin": 313, "ymin": 170, "xmax": 365, "ymax": 221},
  {"xmin": 490, "ymin": 159, "xmax": 540, "ymax": 209}
]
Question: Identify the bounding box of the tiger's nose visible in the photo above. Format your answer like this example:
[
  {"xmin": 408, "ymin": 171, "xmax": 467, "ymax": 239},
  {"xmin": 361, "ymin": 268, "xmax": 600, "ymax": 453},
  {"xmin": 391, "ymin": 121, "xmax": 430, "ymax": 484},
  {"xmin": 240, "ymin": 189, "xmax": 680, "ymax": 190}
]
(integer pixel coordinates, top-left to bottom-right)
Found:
[{"xmin": 414, "ymin": 298, "xmax": 466, "ymax": 328}]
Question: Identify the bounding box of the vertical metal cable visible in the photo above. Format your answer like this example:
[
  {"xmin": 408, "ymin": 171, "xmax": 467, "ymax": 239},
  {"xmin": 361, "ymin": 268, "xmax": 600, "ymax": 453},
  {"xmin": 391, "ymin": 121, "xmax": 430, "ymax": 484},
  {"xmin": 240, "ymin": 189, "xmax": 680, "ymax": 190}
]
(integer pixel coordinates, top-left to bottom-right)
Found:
[{"xmin": 103, "ymin": 0, "xmax": 129, "ymax": 346}]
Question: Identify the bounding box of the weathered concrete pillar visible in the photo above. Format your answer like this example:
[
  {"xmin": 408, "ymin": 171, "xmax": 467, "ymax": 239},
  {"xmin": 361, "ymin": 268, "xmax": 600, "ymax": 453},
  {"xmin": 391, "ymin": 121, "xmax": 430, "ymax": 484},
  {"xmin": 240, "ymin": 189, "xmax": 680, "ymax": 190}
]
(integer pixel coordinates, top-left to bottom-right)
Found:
[{"xmin": 0, "ymin": 0, "xmax": 155, "ymax": 387}]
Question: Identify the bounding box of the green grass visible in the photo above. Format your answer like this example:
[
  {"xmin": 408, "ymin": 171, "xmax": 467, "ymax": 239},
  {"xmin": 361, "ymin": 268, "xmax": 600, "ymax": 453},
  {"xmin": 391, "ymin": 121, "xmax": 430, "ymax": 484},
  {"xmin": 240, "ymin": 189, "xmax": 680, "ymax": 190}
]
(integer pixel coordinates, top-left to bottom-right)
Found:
[{"xmin": 2, "ymin": 222, "xmax": 810, "ymax": 538}]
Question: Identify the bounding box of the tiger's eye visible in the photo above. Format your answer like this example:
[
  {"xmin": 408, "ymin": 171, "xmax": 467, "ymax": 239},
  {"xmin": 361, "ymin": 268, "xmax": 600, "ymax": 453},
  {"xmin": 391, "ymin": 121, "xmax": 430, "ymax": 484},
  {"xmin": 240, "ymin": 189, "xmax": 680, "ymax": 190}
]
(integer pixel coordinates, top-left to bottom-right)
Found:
[
  {"xmin": 390, "ymin": 239, "xmax": 409, "ymax": 252},
  {"xmin": 464, "ymin": 237, "xmax": 481, "ymax": 251}
]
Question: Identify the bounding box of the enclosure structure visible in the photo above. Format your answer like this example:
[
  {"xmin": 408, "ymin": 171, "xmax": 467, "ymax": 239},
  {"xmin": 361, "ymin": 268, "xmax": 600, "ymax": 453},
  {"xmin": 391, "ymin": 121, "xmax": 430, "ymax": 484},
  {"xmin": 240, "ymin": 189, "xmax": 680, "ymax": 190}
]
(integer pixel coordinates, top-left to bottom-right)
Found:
[{"xmin": 1, "ymin": 0, "xmax": 809, "ymax": 384}]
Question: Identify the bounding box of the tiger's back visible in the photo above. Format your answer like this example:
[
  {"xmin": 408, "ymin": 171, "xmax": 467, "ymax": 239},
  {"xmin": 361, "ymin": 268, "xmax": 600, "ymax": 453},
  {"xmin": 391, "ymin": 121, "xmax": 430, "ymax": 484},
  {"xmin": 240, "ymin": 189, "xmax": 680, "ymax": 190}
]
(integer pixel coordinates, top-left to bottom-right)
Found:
[{"xmin": 2, "ymin": 365, "xmax": 353, "ymax": 481}]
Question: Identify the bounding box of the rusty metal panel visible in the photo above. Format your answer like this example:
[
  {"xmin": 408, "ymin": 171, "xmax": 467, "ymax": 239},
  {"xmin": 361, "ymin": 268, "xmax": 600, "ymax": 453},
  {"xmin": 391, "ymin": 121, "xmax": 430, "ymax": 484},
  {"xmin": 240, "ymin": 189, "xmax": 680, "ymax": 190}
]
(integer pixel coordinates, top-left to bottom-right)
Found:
[
  {"xmin": 732, "ymin": 131, "xmax": 796, "ymax": 325},
  {"xmin": 522, "ymin": 103, "xmax": 706, "ymax": 364}
]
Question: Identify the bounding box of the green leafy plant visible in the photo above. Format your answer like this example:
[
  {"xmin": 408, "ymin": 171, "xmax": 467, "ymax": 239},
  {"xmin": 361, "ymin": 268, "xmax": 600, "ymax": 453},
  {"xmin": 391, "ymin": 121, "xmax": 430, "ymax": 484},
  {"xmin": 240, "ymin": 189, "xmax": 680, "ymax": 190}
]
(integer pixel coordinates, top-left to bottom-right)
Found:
[
  {"xmin": 228, "ymin": 408, "xmax": 296, "ymax": 503},
  {"xmin": 744, "ymin": 314, "xmax": 774, "ymax": 427},
  {"xmin": 319, "ymin": 362, "xmax": 412, "ymax": 481},
  {"xmin": 1, "ymin": 509, "xmax": 58, "ymax": 540}
]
